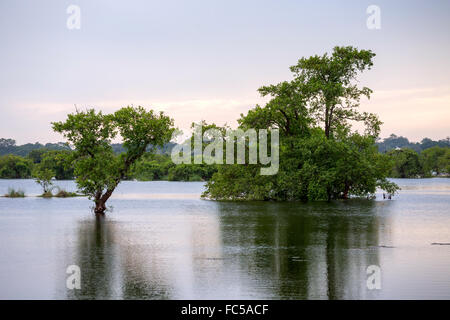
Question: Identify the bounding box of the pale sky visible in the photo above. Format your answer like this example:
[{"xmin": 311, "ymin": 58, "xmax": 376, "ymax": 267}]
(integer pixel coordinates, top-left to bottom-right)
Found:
[{"xmin": 0, "ymin": 0, "xmax": 449, "ymax": 144}]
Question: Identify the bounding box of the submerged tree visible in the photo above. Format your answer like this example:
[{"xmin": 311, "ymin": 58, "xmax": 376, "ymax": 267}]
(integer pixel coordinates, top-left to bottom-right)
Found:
[
  {"xmin": 53, "ymin": 106, "xmax": 174, "ymax": 214},
  {"xmin": 203, "ymin": 46, "xmax": 399, "ymax": 201}
]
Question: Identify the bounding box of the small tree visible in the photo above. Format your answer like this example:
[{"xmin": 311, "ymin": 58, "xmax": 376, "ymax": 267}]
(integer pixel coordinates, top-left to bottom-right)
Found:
[
  {"xmin": 52, "ymin": 106, "xmax": 174, "ymax": 214},
  {"xmin": 32, "ymin": 166, "xmax": 55, "ymax": 194}
]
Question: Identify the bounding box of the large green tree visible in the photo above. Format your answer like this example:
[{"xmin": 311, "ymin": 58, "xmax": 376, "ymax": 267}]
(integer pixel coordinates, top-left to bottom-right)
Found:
[
  {"xmin": 203, "ymin": 46, "xmax": 398, "ymax": 201},
  {"xmin": 53, "ymin": 106, "xmax": 174, "ymax": 213},
  {"xmin": 251, "ymin": 46, "xmax": 379, "ymax": 138}
]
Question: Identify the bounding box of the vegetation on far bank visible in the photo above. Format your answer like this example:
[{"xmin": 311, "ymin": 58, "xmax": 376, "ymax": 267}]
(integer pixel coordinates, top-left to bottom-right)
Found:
[
  {"xmin": 0, "ymin": 138, "xmax": 448, "ymax": 183},
  {"xmin": 388, "ymin": 146, "xmax": 450, "ymax": 178},
  {"xmin": 0, "ymin": 148, "xmax": 216, "ymax": 182}
]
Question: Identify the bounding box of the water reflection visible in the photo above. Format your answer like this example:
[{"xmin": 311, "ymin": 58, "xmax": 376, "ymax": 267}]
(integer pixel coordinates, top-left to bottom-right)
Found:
[
  {"xmin": 216, "ymin": 201, "xmax": 384, "ymax": 299},
  {"xmin": 65, "ymin": 200, "xmax": 385, "ymax": 299},
  {"xmin": 1, "ymin": 179, "xmax": 449, "ymax": 299},
  {"xmin": 67, "ymin": 216, "xmax": 117, "ymax": 299},
  {"xmin": 67, "ymin": 215, "xmax": 174, "ymax": 299}
]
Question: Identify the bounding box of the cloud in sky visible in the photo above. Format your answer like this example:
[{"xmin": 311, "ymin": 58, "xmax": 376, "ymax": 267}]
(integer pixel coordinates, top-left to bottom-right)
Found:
[{"xmin": 0, "ymin": 0, "xmax": 449, "ymax": 144}]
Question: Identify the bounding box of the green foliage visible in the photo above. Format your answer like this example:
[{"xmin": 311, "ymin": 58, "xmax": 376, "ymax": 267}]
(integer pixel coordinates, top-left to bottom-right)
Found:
[
  {"xmin": 420, "ymin": 146, "xmax": 450, "ymax": 176},
  {"xmin": 39, "ymin": 150, "xmax": 74, "ymax": 180},
  {"xmin": 54, "ymin": 190, "xmax": 78, "ymax": 198},
  {"xmin": 4, "ymin": 187, "xmax": 25, "ymax": 198},
  {"xmin": 203, "ymin": 129, "xmax": 399, "ymax": 201},
  {"xmin": 130, "ymin": 153, "xmax": 174, "ymax": 180},
  {"xmin": 387, "ymin": 148, "xmax": 423, "ymax": 178},
  {"xmin": 0, "ymin": 155, "xmax": 33, "ymax": 178},
  {"xmin": 27, "ymin": 149, "xmax": 49, "ymax": 163},
  {"xmin": 167, "ymin": 164, "xmax": 215, "ymax": 181},
  {"xmin": 130, "ymin": 153, "xmax": 217, "ymax": 182},
  {"xmin": 32, "ymin": 165, "xmax": 55, "ymax": 193},
  {"xmin": 288, "ymin": 46, "xmax": 379, "ymax": 138},
  {"xmin": 203, "ymin": 46, "xmax": 399, "ymax": 201},
  {"xmin": 0, "ymin": 150, "xmax": 74, "ymax": 180},
  {"xmin": 37, "ymin": 186, "xmax": 80, "ymax": 198},
  {"xmin": 52, "ymin": 106, "xmax": 175, "ymax": 213},
  {"xmin": 52, "ymin": 187, "xmax": 79, "ymax": 198},
  {"xmin": 239, "ymin": 46, "xmax": 380, "ymax": 139}
]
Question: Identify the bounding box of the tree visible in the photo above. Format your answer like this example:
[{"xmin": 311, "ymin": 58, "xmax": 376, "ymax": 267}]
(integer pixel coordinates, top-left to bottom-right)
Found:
[
  {"xmin": 0, "ymin": 154, "xmax": 33, "ymax": 178},
  {"xmin": 27, "ymin": 149, "xmax": 49, "ymax": 163},
  {"xmin": 52, "ymin": 106, "xmax": 174, "ymax": 214},
  {"xmin": 130, "ymin": 153, "xmax": 175, "ymax": 181},
  {"xmin": 32, "ymin": 165, "xmax": 55, "ymax": 194},
  {"xmin": 40, "ymin": 150, "xmax": 74, "ymax": 180},
  {"xmin": 288, "ymin": 46, "xmax": 378, "ymax": 138},
  {"xmin": 241, "ymin": 47, "xmax": 379, "ymax": 139},
  {"xmin": 420, "ymin": 146, "xmax": 450, "ymax": 176},
  {"xmin": 203, "ymin": 47, "xmax": 398, "ymax": 201},
  {"xmin": 387, "ymin": 148, "xmax": 422, "ymax": 178},
  {"xmin": 0, "ymin": 139, "xmax": 17, "ymax": 156},
  {"xmin": 0, "ymin": 138, "xmax": 16, "ymax": 148},
  {"xmin": 203, "ymin": 128, "xmax": 398, "ymax": 201}
]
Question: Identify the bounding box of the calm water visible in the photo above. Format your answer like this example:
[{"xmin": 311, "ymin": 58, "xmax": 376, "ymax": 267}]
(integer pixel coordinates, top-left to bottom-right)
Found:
[{"xmin": 0, "ymin": 178, "xmax": 449, "ymax": 299}]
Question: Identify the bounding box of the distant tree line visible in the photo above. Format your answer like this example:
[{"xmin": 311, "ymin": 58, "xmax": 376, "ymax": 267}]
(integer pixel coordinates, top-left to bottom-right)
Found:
[
  {"xmin": 0, "ymin": 138, "xmax": 177, "ymax": 157},
  {"xmin": 0, "ymin": 140, "xmax": 217, "ymax": 181},
  {"xmin": 376, "ymin": 135, "xmax": 450, "ymax": 178},
  {"xmin": 387, "ymin": 146, "xmax": 450, "ymax": 178},
  {"xmin": 0, "ymin": 138, "xmax": 71, "ymax": 156},
  {"xmin": 376, "ymin": 134, "xmax": 450, "ymax": 153},
  {"xmin": 131, "ymin": 153, "xmax": 217, "ymax": 181},
  {"xmin": 0, "ymin": 133, "xmax": 448, "ymax": 181}
]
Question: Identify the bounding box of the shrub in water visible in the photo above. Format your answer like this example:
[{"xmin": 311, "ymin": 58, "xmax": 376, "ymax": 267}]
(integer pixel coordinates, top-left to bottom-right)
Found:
[{"xmin": 5, "ymin": 188, "xmax": 25, "ymax": 198}]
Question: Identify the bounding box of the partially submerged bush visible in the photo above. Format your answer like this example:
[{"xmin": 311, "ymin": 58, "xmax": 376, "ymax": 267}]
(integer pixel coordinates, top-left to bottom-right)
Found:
[
  {"xmin": 37, "ymin": 186, "xmax": 80, "ymax": 198},
  {"xmin": 5, "ymin": 188, "xmax": 25, "ymax": 198},
  {"xmin": 54, "ymin": 189, "xmax": 79, "ymax": 198},
  {"xmin": 42, "ymin": 191, "xmax": 53, "ymax": 198}
]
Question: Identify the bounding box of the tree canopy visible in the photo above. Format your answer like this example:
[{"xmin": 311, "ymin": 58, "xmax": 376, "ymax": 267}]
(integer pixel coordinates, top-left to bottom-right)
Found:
[
  {"xmin": 203, "ymin": 46, "xmax": 399, "ymax": 201},
  {"xmin": 52, "ymin": 106, "xmax": 174, "ymax": 213}
]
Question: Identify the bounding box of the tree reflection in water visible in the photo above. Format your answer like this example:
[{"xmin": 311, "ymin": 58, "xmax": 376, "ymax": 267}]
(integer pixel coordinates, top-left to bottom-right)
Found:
[{"xmin": 66, "ymin": 200, "xmax": 385, "ymax": 299}]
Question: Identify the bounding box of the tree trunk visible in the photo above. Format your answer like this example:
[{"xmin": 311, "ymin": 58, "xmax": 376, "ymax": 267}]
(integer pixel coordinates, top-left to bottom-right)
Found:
[
  {"xmin": 94, "ymin": 188, "xmax": 115, "ymax": 214},
  {"xmin": 343, "ymin": 183, "xmax": 350, "ymax": 199},
  {"xmin": 94, "ymin": 199, "xmax": 106, "ymax": 214}
]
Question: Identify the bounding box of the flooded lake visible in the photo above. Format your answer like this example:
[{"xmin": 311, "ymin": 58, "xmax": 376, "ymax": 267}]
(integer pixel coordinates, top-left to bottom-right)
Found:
[{"xmin": 0, "ymin": 178, "xmax": 449, "ymax": 299}]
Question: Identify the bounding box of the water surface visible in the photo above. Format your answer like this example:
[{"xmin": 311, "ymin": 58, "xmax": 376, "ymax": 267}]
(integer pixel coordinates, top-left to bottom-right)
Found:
[{"xmin": 0, "ymin": 178, "xmax": 449, "ymax": 299}]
